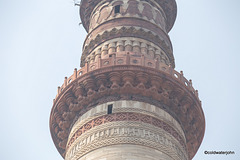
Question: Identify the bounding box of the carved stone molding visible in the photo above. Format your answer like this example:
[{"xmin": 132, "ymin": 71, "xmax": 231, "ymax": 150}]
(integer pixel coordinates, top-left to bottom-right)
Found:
[
  {"xmin": 49, "ymin": 65, "xmax": 204, "ymax": 159},
  {"xmin": 67, "ymin": 112, "xmax": 186, "ymax": 150},
  {"xmin": 89, "ymin": 0, "xmax": 167, "ymax": 32},
  {"xmin": 80, "ymin": 0, "xmax": 177, "ymax": 32},
  {"xmin": 81, "ymin": 26, "xmax": 174, "ymax": 67},
  {"xmin": 78, "ymin": 144, "xmax": 176, "ymax": 160},
  {"xmin": 50, "ymin": 0, "xmax": 205, "ymax": 160},
  {"xmin": 69, "ymin": 100, "xmax": 186, "ymax": 141},
  {"xmin": 66, "ymin": 121, "xmax": 188, "ymax": 160},
  {"xmin": 85, "ymin": 37, "xmax": 171, "ymax": 66}
]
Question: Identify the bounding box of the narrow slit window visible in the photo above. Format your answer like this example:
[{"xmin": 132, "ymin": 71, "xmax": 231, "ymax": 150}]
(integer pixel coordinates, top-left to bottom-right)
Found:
[
  {"xmin": 114, "ymin": 5, "xmax": 120, "ymax": 14},
  {"xmin": 107, "ymin": 104, "xmax": 113, "ymax": 114}
]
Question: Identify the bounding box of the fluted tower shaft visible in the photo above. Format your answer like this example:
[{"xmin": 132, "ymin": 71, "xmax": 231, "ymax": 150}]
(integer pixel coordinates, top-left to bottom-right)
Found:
[
  {"xmin": 49, "ymin": 1, "xmax": 205, "ymax": 160},
  {"xmin": 80, "ymin": 0, "xmax": 176, "ymax": 68}
]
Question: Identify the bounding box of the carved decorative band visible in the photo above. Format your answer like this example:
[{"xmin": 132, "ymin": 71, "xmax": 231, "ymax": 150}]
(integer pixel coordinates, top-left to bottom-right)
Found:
[
  {"xmin": 81, "ymin": 26, "xmax": 174, "ymax": 67},
  {"xmin": 70, "ymin": 101, "xmax": 186, "ymax": 141},
  {"xmin": 67, "ymin": 112, "xmax": 185, "ymax": 150},
  {"xmin": 50, "ymin": 65, "xmax": 204, "ymax": 159},
  {"xmin": 80, "ymin": 0, "xmax": 177, "ymax": 32},
  {"xmin": 85, "ymin": 37, "xmax": 171, "ymax": 66},
  {"xmin": 89, "ymin": 0, "xmax": 167, "ymax": 32},
  {"xmin": 66, "ymin": 122, "xmax": 188, "ymax": 160}
]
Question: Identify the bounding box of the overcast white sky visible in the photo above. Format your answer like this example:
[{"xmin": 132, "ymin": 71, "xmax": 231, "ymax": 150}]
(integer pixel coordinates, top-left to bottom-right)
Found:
[{"xmin": 1, "ymin": 0, "xmax": 240, "ymax": 160}]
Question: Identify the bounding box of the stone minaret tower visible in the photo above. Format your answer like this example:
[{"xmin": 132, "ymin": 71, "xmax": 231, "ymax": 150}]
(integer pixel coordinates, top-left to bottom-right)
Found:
[{"xmin": 50, "ymin": 0, "xmax": 205, "ymax": 160}]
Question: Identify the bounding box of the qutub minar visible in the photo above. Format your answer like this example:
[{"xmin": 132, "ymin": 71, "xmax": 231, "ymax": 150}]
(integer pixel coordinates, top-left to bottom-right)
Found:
[{"xmin": 49, "ymin": 0, "xmax": 205, "ymax": 160}]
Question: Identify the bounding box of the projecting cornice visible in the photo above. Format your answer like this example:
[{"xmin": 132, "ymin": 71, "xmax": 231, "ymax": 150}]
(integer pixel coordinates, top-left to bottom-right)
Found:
[{"xmin": 50, "ymin": 57, "xmax": 204, "ymax": 159}]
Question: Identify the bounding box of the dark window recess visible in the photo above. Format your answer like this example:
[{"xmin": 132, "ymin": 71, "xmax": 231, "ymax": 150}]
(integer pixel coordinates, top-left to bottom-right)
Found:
[
  {"xmin": 114, "ymin": 5, "xmax": 120, "ymax": 14},
  {"xmin": 107, "ymin": 104, "xmax": 113, "ymax": 114}
]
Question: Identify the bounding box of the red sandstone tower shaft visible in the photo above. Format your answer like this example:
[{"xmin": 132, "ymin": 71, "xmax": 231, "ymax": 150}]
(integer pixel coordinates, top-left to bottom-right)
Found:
[{"xmin": 50, "ymin": 1, "xmax": 205, "ymax": 160}]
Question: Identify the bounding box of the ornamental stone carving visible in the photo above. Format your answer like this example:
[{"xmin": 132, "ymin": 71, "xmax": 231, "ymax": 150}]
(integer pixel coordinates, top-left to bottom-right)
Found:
[
  {"xmin": 70, "ymin": 101, "xmax": 186, "ymax": 140},
  {"xmin": 81, "ymin": 26, "xmax": 174, "ymax": 67},
  {"xmin": 89, "ymin": 0, "xmax": 167, "ymax": 32},
  {"xmin": 66, "ymin": 121, "xmax": 188, "ymax": 160},
  {"xmin": 50, "ymin": 0, "xmax": 205, "ymax": 159},
  {"xmin": 79, "ymin": 0, "xmax": 177, "ymax": 32},
  {"xmin": 84, "ymin": 37, "xmax": 171, "ymax": 66},
  {"xmin": 50, "ymin": 65, "xmax": 204, "ymax": 159},
  {"xmin": 67, "ymin": 112, "xmax": 186, "ymax": 150}
]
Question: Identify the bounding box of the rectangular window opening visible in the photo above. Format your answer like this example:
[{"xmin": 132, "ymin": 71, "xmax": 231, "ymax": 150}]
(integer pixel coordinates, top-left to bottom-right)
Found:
[
  {"xmin": 114, "ymin": 5, "xmax": 120, "ymax": 14},
  {"xmin": 107, "ymin": 104, "xmax": 113, "ymax": 114}
]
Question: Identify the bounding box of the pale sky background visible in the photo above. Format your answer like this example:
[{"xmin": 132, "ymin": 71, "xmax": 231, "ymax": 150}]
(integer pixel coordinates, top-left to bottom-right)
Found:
[{"xmin": 1, "ymin": 0, "xmax": 240, "ymax": 160}]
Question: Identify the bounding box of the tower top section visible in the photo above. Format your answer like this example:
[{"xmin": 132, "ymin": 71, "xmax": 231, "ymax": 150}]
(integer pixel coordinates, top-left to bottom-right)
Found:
[{"xmin": 80, "ymin": 0, "xmax": 177, "ymax": 33}]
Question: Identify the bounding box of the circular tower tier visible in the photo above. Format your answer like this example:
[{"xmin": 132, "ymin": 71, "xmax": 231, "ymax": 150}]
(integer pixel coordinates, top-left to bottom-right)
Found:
[
  {"xmin": 80, "ymin": 0, "xmax": 177, "ymax": 68},
  {"xmin": 50, "ymin": 0, "xmax": 205, "ymax": 160},
  {"xmin": 80, "ymin": 0, "xmax": 177, "ymax": 33},
  {"xmin": 65, "ymin": 100, "xmax": 188, "ymax": 160},
  {"xmin": 50, "ymin": 60, "xmax": 205, "ymax": 159}
]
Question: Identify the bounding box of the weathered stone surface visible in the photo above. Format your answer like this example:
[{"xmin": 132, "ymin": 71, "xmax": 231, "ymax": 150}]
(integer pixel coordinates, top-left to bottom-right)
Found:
[{"xmin": 49, "ymin": 0, "xmax": 205, "ymax": 159}]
